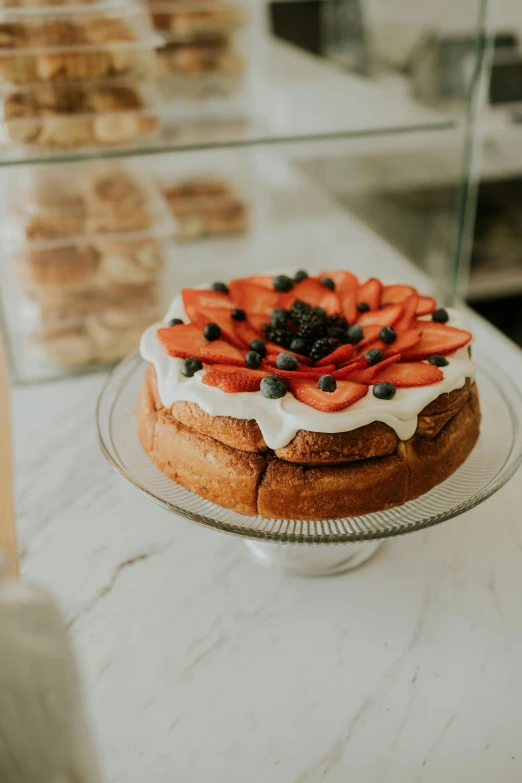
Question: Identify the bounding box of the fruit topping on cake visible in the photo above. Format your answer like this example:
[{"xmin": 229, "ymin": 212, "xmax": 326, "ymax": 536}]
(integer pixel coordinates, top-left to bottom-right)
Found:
[{"xmin": 156, "ymin": 272, "xmax": 472, "ymax": 410}]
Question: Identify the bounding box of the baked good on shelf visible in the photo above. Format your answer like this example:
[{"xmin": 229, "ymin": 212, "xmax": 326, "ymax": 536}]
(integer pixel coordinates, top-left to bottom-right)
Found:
[
  {"xmin": 138, "ymin": 271, "xmax": 480, "ymax": 519},
  {"xmin": 162, "ymin": 176, "xmax": 248, "ymax": 238},
  {"xmin": 148, "ymin": 2, "xmax": 245, "ymax": 37},
  {"xmin": 156, "ymin": 38, "xmax": 243, "ymax": 76},
  {"xmin": 4, "ymin": 83, "xmax": 157, "ymax": 148}
]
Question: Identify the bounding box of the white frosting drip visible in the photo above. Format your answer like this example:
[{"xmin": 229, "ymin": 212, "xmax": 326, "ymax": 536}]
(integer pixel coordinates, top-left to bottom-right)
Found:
[{"xmin": 140, "ymin": 294, "xmax": 475, "ymax": 451}]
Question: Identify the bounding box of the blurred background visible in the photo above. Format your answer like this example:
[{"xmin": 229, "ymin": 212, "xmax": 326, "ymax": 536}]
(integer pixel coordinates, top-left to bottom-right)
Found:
[{"xmin": 0, "ymin": 0, "xmax": 520, "ymax": 384}]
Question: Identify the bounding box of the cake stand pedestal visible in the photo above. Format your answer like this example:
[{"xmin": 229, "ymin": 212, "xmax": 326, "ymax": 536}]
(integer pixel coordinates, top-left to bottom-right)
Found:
[{"xmin": 97, "ymin": 351, "xmax": 522, "ymax": 578}]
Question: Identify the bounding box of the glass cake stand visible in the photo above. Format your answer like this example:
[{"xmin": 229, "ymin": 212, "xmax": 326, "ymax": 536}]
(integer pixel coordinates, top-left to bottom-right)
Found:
[{"xmin": 97, "ymin": 350, "xmax": 522, "ymax": 576}]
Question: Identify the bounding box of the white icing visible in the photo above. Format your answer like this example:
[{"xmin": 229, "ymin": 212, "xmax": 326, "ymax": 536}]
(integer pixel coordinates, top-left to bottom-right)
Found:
[{"xmin": 140, "ymin": 294, "xmax": 475, "ymax": 451}]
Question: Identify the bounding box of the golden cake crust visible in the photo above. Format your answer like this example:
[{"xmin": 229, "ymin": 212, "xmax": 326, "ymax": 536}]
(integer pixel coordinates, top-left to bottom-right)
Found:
[{"xmin": 137, "ymin": 364, "xmax": 481, "ymax": 520}]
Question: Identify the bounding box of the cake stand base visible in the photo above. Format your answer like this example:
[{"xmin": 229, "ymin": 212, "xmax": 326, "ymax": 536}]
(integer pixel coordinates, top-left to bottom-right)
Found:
[{"xmin": 244, "ymin": 539, "xmax": 382, "ymax": 576}]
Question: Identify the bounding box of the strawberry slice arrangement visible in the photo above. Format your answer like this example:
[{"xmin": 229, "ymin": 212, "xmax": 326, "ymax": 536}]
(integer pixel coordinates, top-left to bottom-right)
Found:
[{"xmin": 156, "ymin": 271, "xmax": 472, "ymax": 412}]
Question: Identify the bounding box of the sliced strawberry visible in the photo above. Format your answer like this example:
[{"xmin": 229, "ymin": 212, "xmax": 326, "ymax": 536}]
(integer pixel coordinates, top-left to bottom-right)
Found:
[
  {"xmin": 319, "ymin": 270, "xmax": 358, "ymax": 292},
  {"xmin": 243, "ymin": 275, "xmax": 275, "ymax": 290},
  {"xmin": 247, "ymin": 312, "xmax": 269, "ymax": 334},
  {"xmin": 182, "ymin": 288, "xmax": 234, "ymax": 318},
  {"xmin": 338, "ymin": 288, "xmax": 358, "ymax": 325},
  {"xmin": 384, "ymin": 329, "xmax": 421, "ymax": 356},
  {"xmin": 290, "ymin": 379, "xmax": 368, "ymax": 412},
  {"xmin": 157, "ymin": 324, "xmax": 207, "ymax": 359},
  {"xmin": 229, "ymin": 280, "xmax": 280, "ymax": 317},
  {"xmin": 415, "ymin": 296, "xmax": 436, "ymax": 316},
  {"xmin": 373, "ymin": 361, "xmax": 443, "ymax": 387},
  {"xmin": 394, "ymin": 293, "xmax": 419, "ymax": 331},
  {"xmin": 357, "ymin": 278, "xmax": 383, "ymax": 310},
  {"xmin": 355, "ymin": 325, "xmax": 382, "ymax": 350},
  {"xmin": 331, "ymin": 357, "xmax": 369, "ymax": 379},
  {"xmin": 349, "ymin": 354, "xmax": 401, "ymax": 384},
  {"xmin": 200, "ymin": 340, "xmax": 245, "ymax": 367},
  {"xmin": 202, "ymin": 364, "xmax": 267, "ymax": 393},
  {"xmin": 381, "ymin": 284, "xmax": 417, "ymax": 305},
  {"xmin": 282, "ymin": 278, "xmax": 340, "ymax": 314},
  {"xmin": 233, "ymin": 319, "xmax": 261, "ymax": 348},
  {"xmin": 188, "ymin": 306, "xmax": 241, "ymax": 348},
  {"xmin": 357, "ymin": 303, "xmax": 403, "ymax": 328},
  {"xmin": 267, "ymin": 364, "xmax": 335, "ymax": 380},
  {"xmin": 401, "ymin": 321, "xmax": 472, "ymax": 360},
  {"xmin": 316, "ymin": 343, "xmax": 354, "ymax": 366}
]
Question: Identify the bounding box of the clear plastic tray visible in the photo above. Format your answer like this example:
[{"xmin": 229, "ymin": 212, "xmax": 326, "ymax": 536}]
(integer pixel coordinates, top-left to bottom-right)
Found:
[
  {"xmin": 147, "ymin": 0, "xmax": 246, "ymax": 41},
  {"xmin": 1, "ymin": 158, "xmax": 175, "ymax": 246},
  {"xmin": 0, "ymin": 6, "xmax": 159, "ymax": 83},
  {"xmin": 0, "ymin": 79, "xmax": 160, "ymax": 148}
]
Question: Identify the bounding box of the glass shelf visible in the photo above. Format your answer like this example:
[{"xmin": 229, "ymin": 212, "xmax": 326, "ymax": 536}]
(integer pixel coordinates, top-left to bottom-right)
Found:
[{"xmin": 0, "ymin": 38, "xmax": 454, "ymax": 168}]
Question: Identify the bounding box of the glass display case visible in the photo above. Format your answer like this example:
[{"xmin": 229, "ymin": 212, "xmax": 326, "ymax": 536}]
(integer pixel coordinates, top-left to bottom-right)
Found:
[{"xmin": 0, "ymin": 0, "xmax": 493, "ymax": 382}]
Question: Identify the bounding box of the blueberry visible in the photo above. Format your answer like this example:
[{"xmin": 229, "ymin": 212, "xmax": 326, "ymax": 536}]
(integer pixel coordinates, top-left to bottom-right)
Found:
[
  {"xmin": 347, "ymin": 324, "xmax": 363, "ymax": 344},
  {"xmin": 428, "ymin": 355, "xmax": 449, "ymax": 367},
  {"xmin": 271, "ymin": 307, "xmax": 288, "ymax": 328},
  {"xmin": 294, "ymin": 269, "xmax": 308, "ymax": 283},
  {"xmin": 318, "ymin": 374, "xmax": 336, "ymax": 393},
  {"xmin": 250, "ymin": 339, "xmax": 266, "ymax": 356},
  {"xmin": 357, "ymin": 302, "xmax": 370, "ymax": 313},
  {"xmin": 290, "ymin": 338, "xmax": 308, "ymax": 355},
  {"xmin": 231, "ymin": 308, "xmax": 246, "ymax": 321},
  {"xmin": 276, "ymin": 352, "xmax": 298, "ymax": 371},
  {"xmin": 181, "ymin": 356, "xmax": 203, "ymax": 377},
  {"xmin": 211, "ymin": 282, "xmax": 229, "ymax": 294},
  {"xmin": 314, "ymin": 306, "xmax": 326, "ymax": 318},
  {"xmin": 204, "ymin": 323, "xmax": 221, "ymax": 341},
  {"xmin": 260, "ymin": 375, "xmax": 287, "ymax": 399},
  {"xmin": 379, "ymin": 326, "xmax": 396, "ymax": 344},
  {"xmin": 273, "ymin": 275, "xmax": 294, "ymax": 293},
  {"xmin": 168, "ymin": 318, "xmax": 183, "ymax": 327},
  {"xmin": 432, "ymin": 308, "xmax": 449, "ymax": 324},
  {"xmin": 320, "ymin": 277, "xmax": 335, "ymax": 290},
  {"xmin": 364, "ymin": 348, "xmax": 384, "ymax": 366},
  {"xmin": 373, "ymin": 382, "xmax": 396, "ymax": 400},
  {"xmin": 245, "ymin": 351, "xmax": 262, "ymax": 369}
]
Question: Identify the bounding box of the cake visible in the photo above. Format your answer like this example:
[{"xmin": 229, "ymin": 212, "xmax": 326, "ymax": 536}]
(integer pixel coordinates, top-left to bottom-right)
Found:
[{"xmin": 138, "ymin": 271, "xmax": 479, "ymax": 520}]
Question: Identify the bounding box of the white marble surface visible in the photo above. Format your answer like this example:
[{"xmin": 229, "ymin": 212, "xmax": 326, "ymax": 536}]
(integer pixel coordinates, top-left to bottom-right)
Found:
[{"xmin": 10, "ymin": 156, "xmax": 522, "ymax": 783}]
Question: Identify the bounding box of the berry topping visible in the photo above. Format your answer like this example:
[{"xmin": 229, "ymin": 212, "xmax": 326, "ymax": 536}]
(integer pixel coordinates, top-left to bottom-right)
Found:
[
  {"xmin": 245, "ymin": 350, "xmax": 262, "ymax": 369},
  {"xmin": 316, "ymin": 342, "xmax": 354, "ymax": 366},
  {"xmin": 276, "ymin": 352, "xmax": 299, "ymax": 371},
  {"xmin": 291, "ymin": 379, "xmax": 368, "ymax": 412},
  {"xmin": 250, "ymin": 339, "xmax": 267, "ymax": 356},
  {"xmin": 348, "ymin": 354, "xmax": 400, "ymax": 385},
  {"xmin": 289, "ymin": 300, "xmax": 313, "ymax": 319},
  {"xmin": 320, "ymin": 276, "xmax": 336, "ymax": 290},
  {"xmin": 400, "ymin": 321, "xmax": 471, "ymax": 360},
  {"xmin": 168, "ymin": 318, "xmax": 183, "ymax": 327},
  {"xmin": 373, "ymin": 382, "xmax": 396, "ymax": 400},
  {"xmin": 157, "ymin": 324, "xmax": 208, "ymax": 359},
  {"xmin": 347, "ymin": 324, "xmax": 363, "ymax": 344},
  {"xmin": 358, "ymin": 304, "xmax": 403, "ymax": 328},
  {"xmin": 262, "ymin": 324, "xmax": 293, "ymax": 348},
  {"xmin": 373, "ymin": 362, "xmax": 443, "ymax": 387},
  {"xmin": 314, "ymin": 306, "xmax": 326, "ymax": 317},
  {"xmin": 204, "ymin": 323, "xmax": 221, "ymax": 341},
  {"xmin": 320, "ymin": 270, "xmax": 358, "ymax": 292},
  {"xmin": 200, "ymin": 340, "xmax": 244, "ymax": 366},
  {"xmin": 416, "ymin": 296, "xmax": 436, "ymax": 316},
  {"xmin": 379, "ymin": 326, "xmax": 396, "ymax": 344},
  {"xmin": 180, "ymin": 357, "xmax": 203, "ymax": 377},
  {"xmin": 357, "ymin": 278, "xmax": 383, "ymax": 310},
  {"xmin": 318, "ymin": 374, "xmax": 337, "ymax": 392},
  {"xmin": 432, "ymin": 308, "xmax": 449, "ymax": 323},
  {"xmin": 381, "ymin": 284, "xmax": 417, "ymax": 304},
  {"xmin": 273, "ymin": 274, "xmax": 294, "ymax": 292},
  {"xmin": 261, "ymin": 375, "xmax": 288, "ymax": 399},
  {"xmin": 271, "ymin": 308, "xmax": 288, "ymax": 328},
  {"xmin": 231, "ymin": 308, "xmax": 246, "ymax": 321},
  {"xmin": 229, "ymin": 280, "xmax": 280, "ymax": 318},
  {"xmin": 211, "ymin": 282, "xmax": 229, "ymax": 294},
  {"xmin": 310, "ymin": 336, "xmax": 342, "ymax": 362},
  {"xmin": 294, "ymin": 269, "xmax": 308, "ymax": 283},
  {"xmin": 327, "ymin": 313, "xmax": 348, "ymax": 332},
  {"xmin": 290, "ymin": 337, "xmax": 308, "ymax": 355},
  {"xmin": 364, "ymin": 348, "xmax": 385, "ymax": 365},
  {"xmin": 203, "ymin": 365, "xmax": 267, "ymax": 393},
  {"xmin": 428, "ymin": 355, "xmax": 449, "ymax": 367},
  {"xmin": 357, "ymin": 302, "xmax": 370, "ymax": 313}
]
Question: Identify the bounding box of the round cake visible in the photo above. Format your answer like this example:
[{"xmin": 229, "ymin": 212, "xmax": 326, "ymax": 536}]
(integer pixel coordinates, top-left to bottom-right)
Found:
[{"xmin": 138, "ymin": 270, "xmax": 480, "ymax": 520}]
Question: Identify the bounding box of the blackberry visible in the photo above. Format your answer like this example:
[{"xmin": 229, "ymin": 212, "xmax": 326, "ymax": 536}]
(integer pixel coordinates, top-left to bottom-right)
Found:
[
  {"xmin": 328, "ymin": 313, "xmax": 348, "ymax": 331},
  {"xmin": 262, "ymin": 324, "xmax": 293, "ymax": 348},
  {"xmin": 289, "ymin": 300, "xmax": 312, "ymax": 323},
  {"xmin": 328, "ymin": 327, "xmax": 348, "ymax": 343},
  {"xmin": 271, "ymin": 307, "xmax": 288, "ymax": 328},
  {"xmin": 314, "ymin": 306, "xmax": 327, "ymax": 317},
  {"xmin": 310, "ymin": 337, "xmax": 342, "ymax": 362},
  {"xmin": 296, "ymin": 313, "xmax": 327, "ymax": 341}
]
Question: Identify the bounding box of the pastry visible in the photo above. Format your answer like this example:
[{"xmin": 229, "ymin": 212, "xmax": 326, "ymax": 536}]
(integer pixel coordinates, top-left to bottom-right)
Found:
[
  {"xmin": 138, "ymin": 271, "xmax": 480, "ymax": 520},
  {"xmin": 162, "ymin": 177, "xmax": 249, "ymax": 238},
  {"xmin": 156, "ymin": 37, "xmax": 243, "ymax": 75},
  {"xmin": 149, "ymin": 2, "xmax": 245, "ymax": 37}
]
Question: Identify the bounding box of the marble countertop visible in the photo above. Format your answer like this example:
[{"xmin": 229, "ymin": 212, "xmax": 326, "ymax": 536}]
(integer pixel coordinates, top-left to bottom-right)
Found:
[{"xmin": 11, "ymin": 155, "xmax": 522, "ymax": 783}]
